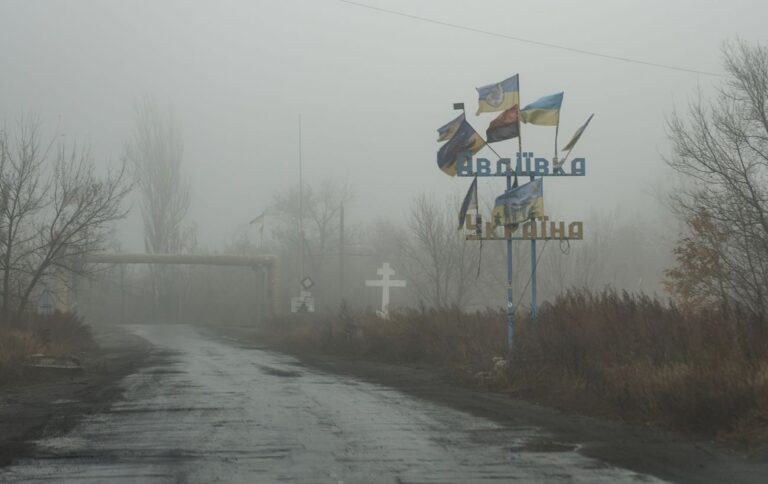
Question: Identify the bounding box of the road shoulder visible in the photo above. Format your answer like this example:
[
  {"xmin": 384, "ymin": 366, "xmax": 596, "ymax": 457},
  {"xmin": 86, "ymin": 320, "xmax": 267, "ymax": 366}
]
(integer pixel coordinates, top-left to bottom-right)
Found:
[{"xmin": 0, "ymin": 324, "xmax": 152, "ymax": 467}]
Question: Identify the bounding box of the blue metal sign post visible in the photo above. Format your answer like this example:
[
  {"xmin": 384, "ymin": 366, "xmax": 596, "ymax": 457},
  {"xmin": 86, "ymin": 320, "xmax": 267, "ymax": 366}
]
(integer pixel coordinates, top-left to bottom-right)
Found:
[
  {"xmin": 441, "ymin": 80, "xmax": 593, "ymax": 349},
  {"xmin": 529, "ymin": 194, "xmax": 538, "ymax": 320},
  {"xmin": 505, "ymin": 173, "xmax": 515, "ymax": 348},
  {"xmin": 529, "ymin": 161, "xmax": 538, "ymax": 321},
  {"xmin": 458, "ymin": 153, "xmax": 586, "ymax": 347}
]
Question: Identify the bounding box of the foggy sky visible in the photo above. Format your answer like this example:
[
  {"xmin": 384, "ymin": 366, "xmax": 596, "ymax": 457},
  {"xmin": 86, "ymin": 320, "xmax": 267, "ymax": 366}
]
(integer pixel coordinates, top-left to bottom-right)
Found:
[{"xmin": 1, "ymin": 0, "xmax": 766, "ymax": 251}]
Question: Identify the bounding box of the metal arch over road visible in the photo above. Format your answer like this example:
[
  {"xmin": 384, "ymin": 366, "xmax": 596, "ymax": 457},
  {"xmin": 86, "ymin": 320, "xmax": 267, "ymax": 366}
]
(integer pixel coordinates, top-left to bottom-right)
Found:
[{"xmin": 84, "ymin": 253, "xmax": 279, "ymax": 317}]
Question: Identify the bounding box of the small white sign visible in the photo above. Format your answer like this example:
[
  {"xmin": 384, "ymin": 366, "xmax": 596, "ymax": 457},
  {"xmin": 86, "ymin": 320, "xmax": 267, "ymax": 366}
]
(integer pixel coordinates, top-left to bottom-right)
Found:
[
  {"xmin": 300, "ymin": 277, "xmax": 314, "ymax": 290},
  {"xmin": 291, "ymin": 290, "xmax": 315, "ymax": 313}
]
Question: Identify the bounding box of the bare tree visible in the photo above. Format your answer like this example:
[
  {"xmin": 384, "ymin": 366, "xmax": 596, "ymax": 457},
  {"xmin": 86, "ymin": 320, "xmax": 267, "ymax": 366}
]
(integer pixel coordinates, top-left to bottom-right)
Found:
[
  {"xmin": 0, "ymin": 122, "xmax": 48, "ymax": 318},
  {"xmin": 271, "ymin": 180, "xmax": 353, "ymax": 255},
  {"xmin": 269, "ymin": 179, "xmax": 353, "ymax": 305},
  {"xmin": 126, "ymin": 97, "xmax": 190, "ymax": 255},
  {"xmin": 401, "ymin": 193, "xmax": 479, "ymax": 309},
  {"xmin": 125, "ymin": 98, "xmax": 191, "ymax": 316},
  {"xmin": 666, "ymin": 40, "xmax": 768, "ymax": 317},
  {"xmin": 0, "ymin": 121, "xmax": 130, "ymax": 321}
]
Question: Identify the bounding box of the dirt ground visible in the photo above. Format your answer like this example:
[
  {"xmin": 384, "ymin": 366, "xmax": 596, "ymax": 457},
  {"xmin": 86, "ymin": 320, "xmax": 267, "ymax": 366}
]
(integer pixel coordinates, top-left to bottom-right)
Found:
[
  {"xmin": 0, "ymin": 325, "xmax": 152, "ymax": 467},
  {"xmin": 3, "ymin": 322, "xmax": 768, "ymax": 483}
]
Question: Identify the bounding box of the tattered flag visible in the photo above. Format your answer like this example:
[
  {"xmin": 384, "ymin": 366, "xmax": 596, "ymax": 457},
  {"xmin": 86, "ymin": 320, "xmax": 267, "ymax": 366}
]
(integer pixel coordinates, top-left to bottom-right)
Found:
[
  {"xmin": 562, "ymin": 113, "xmax": 595, "ymax": 152},
  {"xmin": 436, "ymin": 120, "xmax": 485, "ymax": 176},
  {"xmin": 458, "ymin": 176, "xmax": 478, "ymax": 229},
  {"xmin": 437, "ymin": 113, "xmax": 465, "ymax": 142}
]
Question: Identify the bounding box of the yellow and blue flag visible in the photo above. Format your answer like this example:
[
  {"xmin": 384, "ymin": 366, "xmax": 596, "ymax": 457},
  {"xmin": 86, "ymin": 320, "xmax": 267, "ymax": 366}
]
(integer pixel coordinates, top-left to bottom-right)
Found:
[
  {"xmin": 492, "ymin": 179, "xmax": 544, "ymax": 226},
  {"xmin": 476, "ymin": 75, "xmax": 519, "ymax": 115},
  {"xmin": 437, "ymin": 120, "xmax": 485, "ymax": 176},
  {"xmin": 437, "ymin": 113, "xmax": 465, "ymax": 142},
  {"xmin": 520, "ymin": 92, "xmax": 563, "ymax": 126}
]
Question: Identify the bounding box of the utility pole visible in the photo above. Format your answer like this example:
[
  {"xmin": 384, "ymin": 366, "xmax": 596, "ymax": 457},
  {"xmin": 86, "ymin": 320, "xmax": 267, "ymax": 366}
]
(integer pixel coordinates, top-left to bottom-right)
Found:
[
  {"xmin": 339, "ymin": 202, "xmax": 344, "ymax": 305},
  {"xmin": 298, "ymin": 115, "xmax": 304, "ymax": 281},
  {"xmin": 120, "ymin": 265, "xmax": 125, "ymax": 324}
]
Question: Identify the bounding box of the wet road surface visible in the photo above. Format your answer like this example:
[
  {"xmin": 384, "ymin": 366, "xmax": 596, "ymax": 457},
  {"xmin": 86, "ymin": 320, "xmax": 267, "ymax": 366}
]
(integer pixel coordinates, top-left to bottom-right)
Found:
[{"xmin": 1, "ymin": 324, "xmax": 666, "ymax": 483}]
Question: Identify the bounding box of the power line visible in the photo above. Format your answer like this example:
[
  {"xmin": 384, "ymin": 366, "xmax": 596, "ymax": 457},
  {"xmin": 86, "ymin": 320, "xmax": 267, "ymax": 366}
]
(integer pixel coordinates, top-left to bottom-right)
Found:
[
  {"xmin": 339, "ymin": 0, "xmax": 725, "ymax": 78},
  {"xmin": 519, "ymin": 240, "xmax": 548, "ymax": 307}
]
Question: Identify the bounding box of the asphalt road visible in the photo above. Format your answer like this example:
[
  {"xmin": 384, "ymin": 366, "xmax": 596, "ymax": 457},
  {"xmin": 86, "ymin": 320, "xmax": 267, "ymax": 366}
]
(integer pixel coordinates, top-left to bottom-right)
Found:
[{"xmin": 1, "ymin": 324, "xmax": 666, "ymax": 483}]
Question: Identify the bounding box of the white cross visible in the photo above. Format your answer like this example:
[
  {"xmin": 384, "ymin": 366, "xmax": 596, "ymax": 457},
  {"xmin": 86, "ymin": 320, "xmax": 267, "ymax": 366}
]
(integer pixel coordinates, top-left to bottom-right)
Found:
[{"xmin": 365, "ymin": 262, "xmax": 406, "ymax": 318}]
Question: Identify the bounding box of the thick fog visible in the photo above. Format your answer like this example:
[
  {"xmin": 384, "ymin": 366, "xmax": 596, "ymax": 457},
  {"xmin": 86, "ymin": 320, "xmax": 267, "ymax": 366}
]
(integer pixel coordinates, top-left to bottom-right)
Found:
[{"xmin": 2, "ymin": 0, "xmax": 767, "ymax": 314}]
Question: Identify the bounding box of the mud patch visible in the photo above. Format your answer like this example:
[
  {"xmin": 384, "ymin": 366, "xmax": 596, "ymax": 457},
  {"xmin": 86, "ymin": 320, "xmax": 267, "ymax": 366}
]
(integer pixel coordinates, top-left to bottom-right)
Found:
[
  {"xmin": 146, "ymin": 369, "xmax": 187, "ymax": 375},
  {"xmin": 512, "ymin": 438, "xmax": 578, "ymax": 453},
  {"xmin": 0, "ymin": 325, "xmax": 153, "ymax": 468},
  {"xmin": 257, "ymin": 365, "xmax": 302, "ymax": 378}
]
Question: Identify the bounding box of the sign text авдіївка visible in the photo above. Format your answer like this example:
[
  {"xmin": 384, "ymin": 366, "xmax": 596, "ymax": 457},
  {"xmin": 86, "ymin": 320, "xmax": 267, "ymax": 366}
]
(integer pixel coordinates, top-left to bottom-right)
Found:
[{"xmin": 456, "ymin": 152, "xmax": 585, "ymax": 177}]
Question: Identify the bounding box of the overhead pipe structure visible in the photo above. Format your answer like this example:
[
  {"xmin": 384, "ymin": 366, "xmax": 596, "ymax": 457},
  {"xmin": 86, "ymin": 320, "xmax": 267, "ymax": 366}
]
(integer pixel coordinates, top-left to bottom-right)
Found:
[{"xmin": 84, "ymin": 253, "xmax": 279, "ymax": 317}]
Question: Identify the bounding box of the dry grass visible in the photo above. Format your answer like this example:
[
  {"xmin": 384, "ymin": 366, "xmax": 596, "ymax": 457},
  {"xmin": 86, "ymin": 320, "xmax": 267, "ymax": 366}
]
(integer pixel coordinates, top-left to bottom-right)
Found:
[
  {"xmin": 262, "ymin": 290, "xmax": 768, "ymax": 441},
  {"xmin": 0, "ymin": 312, "xmax": 95, "ymax": 384},
  {"xmin": 264, "ymin": 303, "xmax": 506, "ymax": 367},
  {"xmin": 511, "ymin": 290, "xmax": 768, "ymax": 438}
]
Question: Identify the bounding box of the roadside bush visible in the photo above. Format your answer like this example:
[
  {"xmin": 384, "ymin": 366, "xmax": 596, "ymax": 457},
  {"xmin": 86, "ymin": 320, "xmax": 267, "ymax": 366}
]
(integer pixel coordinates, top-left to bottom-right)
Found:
[
  {"xmin": 511, "ymin": 290, "xmax": 768, "ymax": 437},
  {"xmin": 0, "ymin": 311, "xmax": 95, "ymax": 384},
  {"xmin": 263, "ymin": 305, "xmax": 506, "ymax": 368}
]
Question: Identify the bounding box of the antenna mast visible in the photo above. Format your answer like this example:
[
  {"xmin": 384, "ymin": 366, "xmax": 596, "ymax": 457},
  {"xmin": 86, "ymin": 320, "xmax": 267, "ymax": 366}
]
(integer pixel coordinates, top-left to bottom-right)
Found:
[{"xmin": 298, "ymin": 115, "xmax": 304, "ymax": 280}]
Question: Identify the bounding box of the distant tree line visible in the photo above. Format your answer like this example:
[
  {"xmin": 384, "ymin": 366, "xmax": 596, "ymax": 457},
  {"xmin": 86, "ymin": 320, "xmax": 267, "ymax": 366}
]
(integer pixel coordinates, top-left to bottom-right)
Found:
[{"xmin": 665, "ymin": 40, "xmax": 768, "ymax": 320}]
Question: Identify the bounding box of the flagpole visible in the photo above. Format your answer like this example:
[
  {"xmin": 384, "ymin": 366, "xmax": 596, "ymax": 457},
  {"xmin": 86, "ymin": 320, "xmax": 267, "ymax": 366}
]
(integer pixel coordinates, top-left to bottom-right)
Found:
[
  {"xmin": 561, "ymin": 146, "xmax": 573, "ymax": 167},
  {"xmin": 458, "ymin": 104, "xmax": 513, "ymax": 168},
  {"xmin": 518, "ymin": 84, "xmax": 538, "ymax": 323},
  {"xmin": 455, "ymin": 104, "xmax": 487, "ymax": 296},
  {"xmin": 465, "ymin": 103, "xmax": 516, "ymax": 348},
  {"xmin": 459, "ymin": 99, "xmax": 517, "ymax": 347},
  {"xmin": 504, "ymin": 86, "xmax": 527, "ymax": 349}
]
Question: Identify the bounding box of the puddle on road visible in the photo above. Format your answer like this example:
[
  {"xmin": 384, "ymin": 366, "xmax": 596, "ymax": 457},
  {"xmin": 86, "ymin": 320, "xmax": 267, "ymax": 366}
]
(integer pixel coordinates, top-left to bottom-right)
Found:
[
  {"xmin": 34, "ymin": 435, "xmax": 89, "ymax": 452},
  {"xmin": 146, "ymin": 369, "xmax": 187, "ymax": 375},
  {"xmin": 256, "ymin": 364, "xmax": 302, "ymax": 378}
]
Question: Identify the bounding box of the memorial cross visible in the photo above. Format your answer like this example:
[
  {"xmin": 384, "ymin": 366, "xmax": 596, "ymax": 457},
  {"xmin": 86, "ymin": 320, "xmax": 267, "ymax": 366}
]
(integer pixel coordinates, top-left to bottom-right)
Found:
[{"xmin": 365, "ymin": 263, "xmax": 406, "ymax": 318}]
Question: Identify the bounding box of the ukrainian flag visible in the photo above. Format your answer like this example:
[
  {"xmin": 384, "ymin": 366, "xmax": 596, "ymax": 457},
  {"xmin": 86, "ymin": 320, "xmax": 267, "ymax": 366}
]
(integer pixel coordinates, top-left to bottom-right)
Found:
[
  {"xmin": 437, "ymin": 113, "xmax": 465, "ymax": 142},
  {"xmin": 492, "ymin": 179, "xmax": 544, "ymax": 226},
  {"xmin": 437, "ymin": 120, "xmax": 485, "ymax": 176},
  {"xmin": 520, "ymin": 92, "xmax": 563, "ymax": 126},
  {"xmin": 476, "ymin": 75, "xmax": 519, "ymax": 115}
]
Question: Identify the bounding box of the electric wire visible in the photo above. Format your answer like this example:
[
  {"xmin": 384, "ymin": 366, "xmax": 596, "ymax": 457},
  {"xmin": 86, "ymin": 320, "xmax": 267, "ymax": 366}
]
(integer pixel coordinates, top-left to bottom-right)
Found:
[
  {"xmin": 517, "ymin": 239, "xmax": 549, "ymax": 312},
  {"xmin": 476, "ymin": 236, "xmax": 483, "ymax": 279},
  {"xmin": 339, "ymin": 0, "xmax": 725, "ymax": 78}
]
